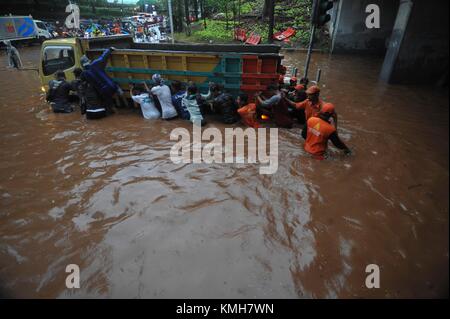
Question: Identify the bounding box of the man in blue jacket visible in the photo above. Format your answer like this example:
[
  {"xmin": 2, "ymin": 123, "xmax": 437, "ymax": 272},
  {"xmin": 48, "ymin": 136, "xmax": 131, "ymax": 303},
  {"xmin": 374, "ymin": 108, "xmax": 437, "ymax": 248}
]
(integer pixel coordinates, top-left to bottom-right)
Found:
[{"xmin": 80, "ymin": 47, "xmax": 127, "ymax": 113}]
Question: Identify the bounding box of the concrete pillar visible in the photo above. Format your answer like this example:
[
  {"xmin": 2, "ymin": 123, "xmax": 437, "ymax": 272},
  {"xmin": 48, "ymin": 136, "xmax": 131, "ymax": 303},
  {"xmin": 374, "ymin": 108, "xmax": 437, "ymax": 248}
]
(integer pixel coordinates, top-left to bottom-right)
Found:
[
  {"xmin": 330, "ymin": 0, "xmax": 344, "ymax": 53},
  {"xmin": 330, "ymin": 0, "xmax": 399, "ymax": 55},
  {"xmin": 379, "ymin": 0, "xmax": 413, "ymax": 82}
]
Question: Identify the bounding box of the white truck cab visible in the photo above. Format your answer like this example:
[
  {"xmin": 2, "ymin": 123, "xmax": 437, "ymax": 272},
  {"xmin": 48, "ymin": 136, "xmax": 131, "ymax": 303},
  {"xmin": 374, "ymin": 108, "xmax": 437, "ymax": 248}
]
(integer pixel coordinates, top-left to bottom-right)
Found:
[{"xmin": 34, "ymin": 20, "xmax": 52, "ymax": 41}]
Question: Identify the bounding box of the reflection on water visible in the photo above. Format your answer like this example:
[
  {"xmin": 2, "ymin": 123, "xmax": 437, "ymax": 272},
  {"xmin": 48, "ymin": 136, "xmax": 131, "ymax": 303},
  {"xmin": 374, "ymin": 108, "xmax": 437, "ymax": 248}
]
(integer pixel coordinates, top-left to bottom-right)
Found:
[{"xmin": 0, "ymin": 46, "xmax": 448, "ymax": 298}]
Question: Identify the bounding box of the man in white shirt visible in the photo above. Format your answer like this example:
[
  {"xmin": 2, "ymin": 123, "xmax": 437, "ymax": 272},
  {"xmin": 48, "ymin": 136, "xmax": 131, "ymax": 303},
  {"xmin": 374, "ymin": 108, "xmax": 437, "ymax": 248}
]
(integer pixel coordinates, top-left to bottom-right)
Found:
[
  {"xmin": 150, "ymin": 74, "xmax": 178, "ymax": 120},
  {"xmin": 130, "ymin": 83, "xmax": 161, "ymax": 120}
]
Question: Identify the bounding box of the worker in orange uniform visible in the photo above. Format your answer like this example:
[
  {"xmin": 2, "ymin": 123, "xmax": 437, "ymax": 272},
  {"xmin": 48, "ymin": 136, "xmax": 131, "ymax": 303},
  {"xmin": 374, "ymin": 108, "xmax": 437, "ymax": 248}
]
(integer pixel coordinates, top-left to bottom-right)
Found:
[
  {"xmin": 304, "ymin": 103, "xmax": 351, "ymax": 160},
  {"xmin": 285, "ymin": 85, "xmax": 337, "ymax": 138},
  {"xmin": 237, "ymin": 93, "xmax": 260, "ymax": 128}
]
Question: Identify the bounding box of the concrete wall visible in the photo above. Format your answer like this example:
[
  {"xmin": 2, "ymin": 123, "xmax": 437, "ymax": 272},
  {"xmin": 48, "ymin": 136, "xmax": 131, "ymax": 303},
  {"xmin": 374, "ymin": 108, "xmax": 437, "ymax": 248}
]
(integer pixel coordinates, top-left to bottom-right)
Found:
[
  {"xmin": 389, "ymin": 0, "xmax": 449, "ymax": 84},
  {"xmin": 331, "ymin": 0, "xmax": 399, "ymax": 55}
]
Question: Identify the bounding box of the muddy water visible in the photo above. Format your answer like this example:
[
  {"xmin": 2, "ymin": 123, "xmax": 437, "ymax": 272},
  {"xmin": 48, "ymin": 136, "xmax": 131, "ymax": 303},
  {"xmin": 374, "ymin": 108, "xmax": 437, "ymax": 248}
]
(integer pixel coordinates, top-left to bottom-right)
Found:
[{"xmin": 0, "ymin": 46, "xmax": 448, "ymax": 298}]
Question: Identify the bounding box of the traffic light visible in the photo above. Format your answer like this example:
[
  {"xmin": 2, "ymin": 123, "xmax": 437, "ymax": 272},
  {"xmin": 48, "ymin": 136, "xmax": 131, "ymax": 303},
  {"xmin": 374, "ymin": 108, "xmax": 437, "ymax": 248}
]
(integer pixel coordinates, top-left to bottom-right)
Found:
[{"xmin": 312, "ymin": 0, "xmax": 334, "ymax": 27}]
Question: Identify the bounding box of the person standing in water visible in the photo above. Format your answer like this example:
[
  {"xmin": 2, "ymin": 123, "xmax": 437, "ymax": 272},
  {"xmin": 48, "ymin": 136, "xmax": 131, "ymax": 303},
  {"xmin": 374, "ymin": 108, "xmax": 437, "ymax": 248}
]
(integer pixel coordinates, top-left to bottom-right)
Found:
[
  {"xmin": 285, "ymin": 85, "xmax": 337, "ymax": 138},
  {"xmin": 182, "ymin": 84, "xmax": 206, "ymax": 126},
  {"xmin": 79, "ymin": 70, "xmax": 108, "ymax": 120},
  {"xmin": 80, "ymin": 47, "xmax": 127, "ymax": 113},
  {"xmin": 237, "ymin": 94, "xmax": 260, "ymax": 128},
  {"xmin": 46, "ymin": 70, "xmax": 73, "ymax": 113},
  {"xmin": 304, "ymin": 103, "xmax": 350, "ymax": 160},
  {"xmin": 3, "ymin": 41, "xmax": 22, "ymax": 69},
  {"xmin": 150, "ymin": 74, "xmax": 178, "ymax": 120},
  {"xmin": 171, "ymin": 80, "xmax": 190, "ymax": 120},
  {"xmin": 129, "ymin": 82, "xmax": 161, "ymax": 120},
  {"xmin": 71, "ymin": 68, "xmax": 86, "ymax": 113}
]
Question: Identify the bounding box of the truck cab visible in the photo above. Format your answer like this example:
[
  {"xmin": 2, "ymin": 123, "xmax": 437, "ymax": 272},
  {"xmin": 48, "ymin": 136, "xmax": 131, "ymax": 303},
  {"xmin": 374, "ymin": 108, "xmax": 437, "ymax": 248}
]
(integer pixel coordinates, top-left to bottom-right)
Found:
[
  {"xmin": 39, "ymin": 38, "xmax": 81, "ymax": 91},
  {"xmin": 34, "ymin": 20, "xmax": 52, "ymax": 42},
  {"xmin": 39, "ymin": 36, "xmax": 132, "ymax": 92}
]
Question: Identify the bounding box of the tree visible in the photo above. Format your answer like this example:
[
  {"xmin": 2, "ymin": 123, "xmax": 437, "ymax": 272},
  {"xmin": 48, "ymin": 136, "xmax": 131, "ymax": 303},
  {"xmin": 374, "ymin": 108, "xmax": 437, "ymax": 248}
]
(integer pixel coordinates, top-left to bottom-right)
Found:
[
  {"xmin": 238, "ymin": 0, "xmax": 241, "ymax": 25},
  {"xmin": 200, "ymin": 0, "xmax": 207, "ymax": 29},
  {"xmin": 175, "ymin": 0, "xmax": 184, "ymax": 32},
  {"xmin": 91, "ymin": 0, "xmax": 96, "ymax": 13},
  {"xmin": 224, "ymin": 2, "xmax": 228, "ymax": 30},
  {"xmin": 192, "ymin": 0, "xmax": 199, "ymax": 21},
  {"xmin": 184, "ymin": 0, "xmax": 191, "ymax": 35},
  {"xmin": 263, "ymin": 0, "xmax": 271, "ymax": 18},
  {"xmin": 267, "ymin": 0, "xmax": 275, "ymax": 43}
]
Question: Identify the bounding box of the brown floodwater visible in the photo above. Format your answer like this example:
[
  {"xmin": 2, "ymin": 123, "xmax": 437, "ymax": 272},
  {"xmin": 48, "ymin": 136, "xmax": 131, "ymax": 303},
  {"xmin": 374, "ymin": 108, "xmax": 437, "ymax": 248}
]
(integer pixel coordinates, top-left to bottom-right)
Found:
[{"xmin": 0, "ymin": 46, "xmax": 448, "ymax": 298}]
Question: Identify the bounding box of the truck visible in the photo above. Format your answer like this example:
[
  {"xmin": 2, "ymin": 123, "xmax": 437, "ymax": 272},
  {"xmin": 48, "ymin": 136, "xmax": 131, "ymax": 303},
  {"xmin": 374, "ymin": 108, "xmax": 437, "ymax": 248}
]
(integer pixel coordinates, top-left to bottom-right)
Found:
[
  {"xmin": 34, "ymin": 20, "xmax": 53, "ymax": 41},
  {"xmin": 0, "ymin": 15, "xmax": 50, "ymax": 44},
  {"xmin": 1, "ymin": 15, "xmax": 37, "ymax": 42},
  {"xmin": 39, "ymin": 35, "xmax": 284, "ymax": 99}
]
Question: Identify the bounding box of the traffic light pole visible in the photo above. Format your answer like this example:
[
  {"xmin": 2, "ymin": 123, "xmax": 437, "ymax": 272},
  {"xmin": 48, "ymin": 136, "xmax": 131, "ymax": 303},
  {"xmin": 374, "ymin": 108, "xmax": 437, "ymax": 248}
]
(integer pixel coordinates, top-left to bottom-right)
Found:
[{"xmin": 303, "ymin": 23, "xmax": 316, "ymax": 81}]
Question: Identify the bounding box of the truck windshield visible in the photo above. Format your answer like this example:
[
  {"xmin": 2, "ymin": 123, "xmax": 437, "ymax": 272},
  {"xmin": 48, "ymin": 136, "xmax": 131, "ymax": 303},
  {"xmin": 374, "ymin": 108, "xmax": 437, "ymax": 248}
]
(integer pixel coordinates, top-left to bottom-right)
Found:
[
  {"xmin": 42, "ymin": 46, "xmax": 75, "ymax": 76},
  {"xmin": 36, "ymin": 22, "xmax": 46, "ymax": 30}
]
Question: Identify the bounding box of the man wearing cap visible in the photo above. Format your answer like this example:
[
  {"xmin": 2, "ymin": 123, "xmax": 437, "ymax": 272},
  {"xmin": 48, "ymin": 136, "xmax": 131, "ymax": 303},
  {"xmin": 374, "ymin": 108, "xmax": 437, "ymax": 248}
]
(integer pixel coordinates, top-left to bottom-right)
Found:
[
  {"xmin": 80, "ymin": 47, "xmax": 126, "ymax": 113},
  {"xmin": 288, "ymin": 84, "xmax": 307, "ymax": 102},
  {"xmin": 293, "ymin": 85, "xmax": 324, "ymax": 120},
  {"xmin": 304, "ymin": 103, "xmax": 351, "ymax": 160},
  {"xmin": 150, "ymin": 74, "xmax": 178, "ymax": 120},
  {"xmin": 285, "ymin": 85, "xmax": 337, "ymax": 138}
]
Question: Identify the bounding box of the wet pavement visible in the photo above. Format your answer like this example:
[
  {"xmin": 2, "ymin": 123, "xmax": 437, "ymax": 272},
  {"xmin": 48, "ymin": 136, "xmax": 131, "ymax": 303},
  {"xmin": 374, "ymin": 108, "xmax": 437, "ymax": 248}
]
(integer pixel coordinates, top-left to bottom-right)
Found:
[{"xmin": 0, "ymin": 46, "xmax": 448, "ymax": 298}]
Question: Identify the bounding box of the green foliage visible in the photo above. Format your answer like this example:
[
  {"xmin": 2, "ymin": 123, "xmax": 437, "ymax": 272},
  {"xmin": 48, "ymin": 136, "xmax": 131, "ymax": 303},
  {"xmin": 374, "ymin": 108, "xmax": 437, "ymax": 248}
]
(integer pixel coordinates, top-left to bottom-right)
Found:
[
  {"xmin": 240, "ymin": 2, "xmax": 253, "ymax": 15},
  {"xmin": 176, "ymin": 19, "xmax": 234, "ymax": 43},
  {"xmin": 78, "ymin": 4, "xmax": 134, "ymax": 18},
  {"xmin": 195, "ymin": 20, "xmax": 234, "ymax": 42}
]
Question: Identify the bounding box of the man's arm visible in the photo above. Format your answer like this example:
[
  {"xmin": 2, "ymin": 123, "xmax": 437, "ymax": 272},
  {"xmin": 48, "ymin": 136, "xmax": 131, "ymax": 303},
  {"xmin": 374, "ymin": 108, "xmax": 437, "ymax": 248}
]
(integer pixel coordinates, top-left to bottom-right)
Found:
[
  {"xmin": 294, "ymin": 100, "xmax": 307, "ymax": 110},
  {"xmin": 63, "ymin": 81, "xmax": 72, "ymax": 94},
  {"xmin": 46, "ymin": 88, "xmax": 53, "ymax": 102},
  {"xmin": 46, "ymin": 80, "xmax": 55, "ymax": 101},
  {"xmin": 255, "ymin": 94, "xmax": 265, "ymax": 106},
  {"xmin": 332, "ymin": 113, "xmax": 338, "ymax": 128},
  {"xmin": 200, "ymin": 82, "xmax": 215, "ymax": 100},
  {"xmin": 70, "ymin": 80, "xmax": 78, "ymax": 92},
  {"xmin": 329, "ymin": 132, "xmax": 351, "ymax": 154},
  {"xmin": 200, "ymin": 90, "xmax": 211, "ymax": 100},
  {"xmin": 91, "ymin": 48, "xmax": 113, "ymax": 70},
  {"xmin": 260, "ymin": 94, "xmax": 280, "ymax": 108},
  {"xmin": 143, "ymin": 81, "xmax": 151, "ymax": 93},
  {"xmin": 284, "ymin": 96, "xmax": 297, "ymax": 108},
  {"xmin": 150, "ymin": 85, "xmax": 159, "ymax": 95}
]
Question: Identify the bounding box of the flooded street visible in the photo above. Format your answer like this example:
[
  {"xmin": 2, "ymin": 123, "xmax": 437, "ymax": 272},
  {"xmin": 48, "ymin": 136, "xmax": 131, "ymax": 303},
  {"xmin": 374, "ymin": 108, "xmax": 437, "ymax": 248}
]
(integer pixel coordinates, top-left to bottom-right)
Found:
[{"xmin": 0, "ymin": 46, "xmax": 448, "ymax": 298}]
